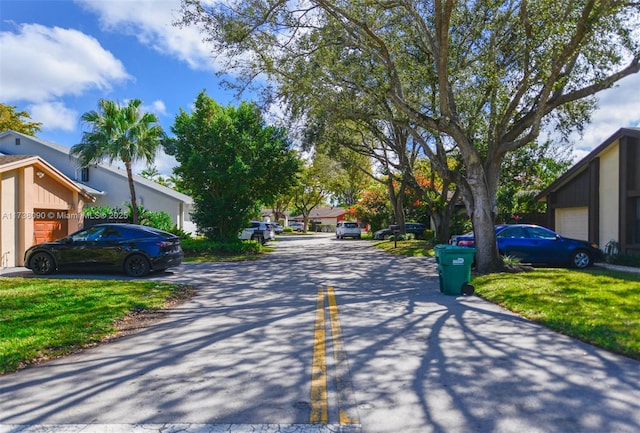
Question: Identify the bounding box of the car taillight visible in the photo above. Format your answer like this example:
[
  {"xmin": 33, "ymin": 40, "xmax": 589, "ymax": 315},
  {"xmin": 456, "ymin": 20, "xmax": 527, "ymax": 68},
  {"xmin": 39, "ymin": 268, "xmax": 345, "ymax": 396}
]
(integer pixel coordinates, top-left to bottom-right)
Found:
[
  {"xmin": 156, "ymin": 241, "xmax": 177, "ymax": 250},
  {"xmin": 458, "ymin": 240, "xmax": 474, "ymax": 247}
]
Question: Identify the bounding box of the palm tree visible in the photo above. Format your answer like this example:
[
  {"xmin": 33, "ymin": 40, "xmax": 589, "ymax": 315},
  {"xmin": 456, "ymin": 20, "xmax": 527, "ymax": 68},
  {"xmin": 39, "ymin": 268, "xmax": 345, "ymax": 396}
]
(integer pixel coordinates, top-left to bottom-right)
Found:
[{"xmin": 72, "ymin": 99, "xmax": 166, "ymax": 224}]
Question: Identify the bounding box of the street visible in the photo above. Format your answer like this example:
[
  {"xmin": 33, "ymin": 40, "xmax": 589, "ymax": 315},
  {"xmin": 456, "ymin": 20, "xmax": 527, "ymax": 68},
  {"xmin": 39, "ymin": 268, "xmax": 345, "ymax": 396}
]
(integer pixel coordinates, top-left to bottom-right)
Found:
[{"xmin": 1, "ymin": 233, "xmax": 640, "ymax": 433}]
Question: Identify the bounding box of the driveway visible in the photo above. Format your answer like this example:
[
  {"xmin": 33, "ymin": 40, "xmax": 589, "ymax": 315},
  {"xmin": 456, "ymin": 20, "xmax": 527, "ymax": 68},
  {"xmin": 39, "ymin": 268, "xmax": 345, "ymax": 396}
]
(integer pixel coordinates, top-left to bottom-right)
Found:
[{"xmin": 1, "ymin": 233, "xmax": 639, "ymax": 433}]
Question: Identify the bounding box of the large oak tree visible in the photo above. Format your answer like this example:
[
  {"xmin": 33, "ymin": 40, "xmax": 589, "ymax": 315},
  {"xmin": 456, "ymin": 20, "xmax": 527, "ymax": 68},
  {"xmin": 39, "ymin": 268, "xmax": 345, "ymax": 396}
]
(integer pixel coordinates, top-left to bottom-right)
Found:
[{"xmin": 178, "ymin": 0, "xmax": 639, "ymax": 272}]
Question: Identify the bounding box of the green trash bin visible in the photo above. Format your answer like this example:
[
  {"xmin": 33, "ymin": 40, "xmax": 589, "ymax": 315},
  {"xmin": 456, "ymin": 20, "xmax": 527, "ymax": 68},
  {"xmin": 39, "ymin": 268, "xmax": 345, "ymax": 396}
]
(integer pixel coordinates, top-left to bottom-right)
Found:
[{"xmin": 435, "ymin": 245, "xmax": 475, "ymax": 295}]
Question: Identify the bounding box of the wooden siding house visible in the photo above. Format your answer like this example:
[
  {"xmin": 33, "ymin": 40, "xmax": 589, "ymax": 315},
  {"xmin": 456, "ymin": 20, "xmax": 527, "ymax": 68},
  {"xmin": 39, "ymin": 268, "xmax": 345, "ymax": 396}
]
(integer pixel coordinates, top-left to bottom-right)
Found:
[
  {"xmin": 0, "ymin": 155, "xmax": 95, "ymax": 267},
  {"xmin": 537, "ymin": 128, "xmax": 640, "ymax": 254}
]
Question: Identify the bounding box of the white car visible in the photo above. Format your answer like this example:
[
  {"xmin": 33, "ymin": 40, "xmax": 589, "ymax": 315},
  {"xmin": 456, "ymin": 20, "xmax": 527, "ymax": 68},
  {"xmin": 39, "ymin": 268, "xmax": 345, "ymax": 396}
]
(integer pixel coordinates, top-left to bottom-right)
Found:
[
  {"xmin": 288, "ymin": 222, "xmax": 305, "ymax": 232},
  {"xmin": 239, "ymin": 221, "xmax": 276, "ymax": 244},
  {"xmin": 336, "ymin": 221, "xmax": 361, "ymax": 239}
]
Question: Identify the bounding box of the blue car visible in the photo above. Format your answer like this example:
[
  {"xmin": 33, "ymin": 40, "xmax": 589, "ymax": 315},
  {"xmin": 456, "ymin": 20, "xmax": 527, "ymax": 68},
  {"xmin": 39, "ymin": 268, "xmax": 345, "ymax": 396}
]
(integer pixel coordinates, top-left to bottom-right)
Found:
[{"xmin": 449, "ymin": 224, "xmax": 603, "ymax": 269}]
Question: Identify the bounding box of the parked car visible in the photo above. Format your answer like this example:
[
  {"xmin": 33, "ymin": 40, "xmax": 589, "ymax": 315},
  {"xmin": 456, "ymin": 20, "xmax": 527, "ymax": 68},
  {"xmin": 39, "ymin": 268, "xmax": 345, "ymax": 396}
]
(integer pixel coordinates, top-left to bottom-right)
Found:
[
  {"xmin": 271, "ymin": 222, "xmax": 284, "ymax": 234},
  {"xmin": 336, "ymin": 221, "xmax": 362, "ymax": 239},
  {"xmin": 449, "ymin": 224, "xmax": 603, "ymax": 269},
  {"xmin": 24, "ymin": 223, "xmax": 183, "ymax": 277},
  {"xmin": 374, "ymin": 222, "xmax": 427, "ymax": 240},
  {"xmin": 288, "ymin": 222, "xmax": 305, "ymax": 232},
  {"xmin": 239, "ymin": 221, "xmax": 276, "ymax": 244}
]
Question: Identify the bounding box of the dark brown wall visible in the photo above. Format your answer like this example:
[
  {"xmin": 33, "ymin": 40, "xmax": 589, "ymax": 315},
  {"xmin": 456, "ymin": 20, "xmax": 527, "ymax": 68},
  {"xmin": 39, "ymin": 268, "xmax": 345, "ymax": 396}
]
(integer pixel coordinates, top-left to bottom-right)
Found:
[{"xmin": 621, "ymin": 135, "xmax": 640, "ymax": 253}]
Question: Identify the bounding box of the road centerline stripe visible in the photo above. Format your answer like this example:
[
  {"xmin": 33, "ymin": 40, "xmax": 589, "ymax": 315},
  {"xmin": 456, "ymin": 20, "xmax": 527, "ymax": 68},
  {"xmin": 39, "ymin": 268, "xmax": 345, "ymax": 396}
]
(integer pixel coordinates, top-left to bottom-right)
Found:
[
  {"xmin": 327, "ymin": 285, "xmax": 360, "ymax": 425},
  {"xmin": 310, "ymin": 285, "xmax": 328, "ymax": 423}
]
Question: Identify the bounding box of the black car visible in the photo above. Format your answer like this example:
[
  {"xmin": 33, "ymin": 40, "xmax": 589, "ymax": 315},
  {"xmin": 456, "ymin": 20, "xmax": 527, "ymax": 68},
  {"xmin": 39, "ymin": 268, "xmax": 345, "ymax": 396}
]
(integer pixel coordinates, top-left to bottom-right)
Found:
[
  {"xmin": 374, "ymin": 223, "xmax": 427, "ymax": 240},
  {"xmin": 24, "ymin": 223, "xmax": 183, "ymax": 277},
  {"xmin": 449, "ymin": 224, "xmax": 603, "ymax": 269}
]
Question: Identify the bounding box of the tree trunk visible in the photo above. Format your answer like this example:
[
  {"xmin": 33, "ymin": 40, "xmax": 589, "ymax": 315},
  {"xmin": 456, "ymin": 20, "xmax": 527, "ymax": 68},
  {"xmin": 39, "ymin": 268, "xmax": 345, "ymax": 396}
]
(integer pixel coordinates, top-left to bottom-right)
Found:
[
  {"xmin": 431, "ymin": 195, "xmax": 458, "ymax": 244},
  {"xmin": 386, "ymin": 176, "xmax": 406, "ymax": 231},
  {"xmin": 125, "ymin": 162, "xmax": 139, "ymax": 225},
  {"xmin": 464, "ymin": 161, "xmax": 502, "ymax": 273}
]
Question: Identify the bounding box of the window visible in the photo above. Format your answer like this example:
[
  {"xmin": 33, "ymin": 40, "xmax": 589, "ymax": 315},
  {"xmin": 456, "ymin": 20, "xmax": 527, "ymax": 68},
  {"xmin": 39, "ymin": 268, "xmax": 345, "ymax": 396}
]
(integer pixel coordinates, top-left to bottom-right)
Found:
[
  {"xmin": 15, "ymin": 138, "xmax": 20, "ymax": 146},
  {"xmin": 526, "ymin": 227, "xmax": 558, "ymax": 240},
  {"xmin": 81, "ymin": 167, "xmax": 89, "ymax": 182},
  {"xmin": 498, "ymin": 227, "xmax": 527, "ymax": 239},
  {"xmin": 71, "ymin": 226, "xmax": 105, "ymax": 242}
]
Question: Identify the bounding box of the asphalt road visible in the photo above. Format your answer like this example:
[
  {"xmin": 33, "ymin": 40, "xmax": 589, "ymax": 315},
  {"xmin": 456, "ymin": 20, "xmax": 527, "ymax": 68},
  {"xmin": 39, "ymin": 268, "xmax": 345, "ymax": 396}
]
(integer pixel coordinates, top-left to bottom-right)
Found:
[{"xmin": 1, "ymin": 233, "xmax": 639, "ymax": 433}]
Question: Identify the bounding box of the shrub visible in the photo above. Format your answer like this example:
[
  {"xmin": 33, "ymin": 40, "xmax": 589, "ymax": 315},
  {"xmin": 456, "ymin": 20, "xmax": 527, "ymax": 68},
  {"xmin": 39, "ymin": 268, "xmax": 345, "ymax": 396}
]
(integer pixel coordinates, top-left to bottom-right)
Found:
[
  {"xmin": 137, "ymin": 207, "xmax": 173, "ymax": 232},
  {"xmin": 168, "ymin": 225, "xmax": 192, "ymax": 240},
  {"xmin": 181, "ymin": 238, "xmax": 261, "ymax": 256},
  {"xmin": 611, "ymin": 253, "xmax": 640, "ymax": 268},
  {"xmin": 83, "ymin": 205, "xmax": 175, "ymax": 232},
  {"xmin": 389, "ymin": 233, "xmax": 415, "ymax": 241},
  {"xmin": 423, "ymin": 229, "xmax": 435, "ymax": 242}
]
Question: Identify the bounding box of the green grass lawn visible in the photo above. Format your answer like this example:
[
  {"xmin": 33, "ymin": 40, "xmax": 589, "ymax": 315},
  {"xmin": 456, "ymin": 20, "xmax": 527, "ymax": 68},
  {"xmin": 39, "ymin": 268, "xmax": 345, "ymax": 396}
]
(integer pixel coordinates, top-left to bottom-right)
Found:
[
  {"xmin": 373, "ymin": 238, "xmax": 436, "ymax": 257},
  {"xmin": 0, "ymin": 278, "xmax": 188, "ymax": 374},
  {"xmin": 473, "ymin": 268, "xmax": 640, "ymax": 360}
]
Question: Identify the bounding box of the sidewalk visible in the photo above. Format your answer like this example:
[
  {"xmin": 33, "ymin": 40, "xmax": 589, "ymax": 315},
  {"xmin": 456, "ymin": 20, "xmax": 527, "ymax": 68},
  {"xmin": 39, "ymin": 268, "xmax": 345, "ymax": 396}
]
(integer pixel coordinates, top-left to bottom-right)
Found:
[{"xmin": 594, "ymin": 262, "xmax": 640, "ymax": 275}]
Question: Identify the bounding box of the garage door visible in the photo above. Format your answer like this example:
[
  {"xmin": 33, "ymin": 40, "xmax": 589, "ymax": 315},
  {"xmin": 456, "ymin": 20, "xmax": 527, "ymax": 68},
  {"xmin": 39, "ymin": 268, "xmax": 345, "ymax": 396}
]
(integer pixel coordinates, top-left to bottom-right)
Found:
[
  {"xmin": 555, "ymin": 207, "xmax": 588, "ymax": 241},
  {"xmin": 34, "ymin": 211, "xmax": 68, "ymax": 244}
]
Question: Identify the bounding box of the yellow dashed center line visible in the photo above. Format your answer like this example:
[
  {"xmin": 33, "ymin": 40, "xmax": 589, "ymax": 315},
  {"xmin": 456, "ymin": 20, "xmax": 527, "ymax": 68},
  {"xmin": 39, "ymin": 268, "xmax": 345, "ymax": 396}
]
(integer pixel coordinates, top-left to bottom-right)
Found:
[
  {"xmin": 310, "ymin": 285, "xmax": 360, "ymax": 426},
  {"xmin": 310, "ymin": 285, "xmax": 328, "ymax": 423}
]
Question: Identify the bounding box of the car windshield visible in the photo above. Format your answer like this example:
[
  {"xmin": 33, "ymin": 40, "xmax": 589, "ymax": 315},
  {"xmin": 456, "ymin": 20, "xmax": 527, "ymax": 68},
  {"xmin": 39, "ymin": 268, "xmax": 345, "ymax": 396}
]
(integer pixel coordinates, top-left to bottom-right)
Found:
[
  {"xmin": 527, "ymin": 226, "xmax": 558, "ymax": 240},
  {"xmin": 343, "ymin": 223, "xmax": 358, "ymax": 228},
  {"xmin": 70, "ymin": 226, "xmax": 106, "ymax": 242},
  {"xmin": 497, "ymin": 227, "xmax": 528, "ymax": 239}
]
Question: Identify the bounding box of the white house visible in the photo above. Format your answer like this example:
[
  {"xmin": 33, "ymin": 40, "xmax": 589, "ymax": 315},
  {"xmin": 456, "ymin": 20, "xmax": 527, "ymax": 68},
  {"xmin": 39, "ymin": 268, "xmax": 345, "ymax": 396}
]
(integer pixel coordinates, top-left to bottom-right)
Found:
[{"xmin": 0, "ymin": 130, "xmax": 195, "ymax": 234}]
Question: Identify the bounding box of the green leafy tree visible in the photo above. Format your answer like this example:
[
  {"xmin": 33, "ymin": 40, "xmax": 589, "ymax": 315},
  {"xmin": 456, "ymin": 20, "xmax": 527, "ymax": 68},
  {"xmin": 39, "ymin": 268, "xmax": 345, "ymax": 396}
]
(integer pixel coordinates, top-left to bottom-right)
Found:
[
  {"xmin": 72, "ymin": 99, "xmax": 165, "ymax": 224},
  {"xmin": 0, "ymin": 103, "xmax": 42, "ymax": 135},
  {"xmin": 139, "ymin": 165, "xmax": 180, "ymax": 189},
  {"xmin": 318, "ymin": 146, "xmax": 372, "ymax": 207},
  {"xmin": 169, "ymin": 91, "xmax": 301, "ymax": 241},
  {"xmin": 354, "ymin": 182, "xmax": 393, "ymax": 232},
  {"xmin": 497, "ymin": 141, "xmax": 573, "ymax": 223},
  {"xmin": 292, "ymin": 161, "xmax": 329, "ymax": 232},
  {"xmin": 178, "ymin": 0, "xmax": 639, "ymax": 272}
]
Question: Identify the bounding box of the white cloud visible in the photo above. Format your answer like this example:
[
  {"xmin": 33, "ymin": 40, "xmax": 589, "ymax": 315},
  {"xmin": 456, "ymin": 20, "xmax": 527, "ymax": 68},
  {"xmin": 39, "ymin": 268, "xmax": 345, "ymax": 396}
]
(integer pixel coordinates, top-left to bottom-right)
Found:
[
  {"xmin": 132, "ymin": 149, "xmax": 177, "ymax": 176},
  {"xmin": 76, "ymin": 0, "xmax": 220, "ymax": 71},
  {"xmin": 569, "ymin": 73, "xmax": 640, "ymax": 158},
  {"xmin": 147, "ymin": 100, "xmax": 168, "ymax": 117},
  {"xmin": 28, "ymin": 102, "xmax": 78, "ymax": 131},
  {"xmin": 0, "ymin": 23, "xmax": 131, "ymax": 103}
]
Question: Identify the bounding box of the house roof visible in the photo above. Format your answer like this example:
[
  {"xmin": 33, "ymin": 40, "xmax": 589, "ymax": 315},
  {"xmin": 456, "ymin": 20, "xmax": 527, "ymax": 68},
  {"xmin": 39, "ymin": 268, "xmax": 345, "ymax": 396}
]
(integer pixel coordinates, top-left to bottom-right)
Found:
[
  {"xmin": 0, "ymin": 130, "xmax": 193, "ymax": 205},
  {"xmin": 536, "ymin": 127, "xmax": 640, "ymax": 202},
  {"xmin": 0, "ymin": 154, "xmax": 33, "ymax": 165},
  {"xmin": 294, "ymin": 206, "xmax": 348, "ymax": 220},
  {"xmin": 0, "ymin": 154, "xmax": 96, "ymax": 202}
]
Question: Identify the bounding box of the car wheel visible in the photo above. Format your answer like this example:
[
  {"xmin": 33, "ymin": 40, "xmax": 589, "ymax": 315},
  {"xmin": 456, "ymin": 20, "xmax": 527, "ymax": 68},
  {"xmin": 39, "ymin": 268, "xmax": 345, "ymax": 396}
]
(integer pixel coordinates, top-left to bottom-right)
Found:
[
  {"xmin": 30, "ymin": 252, "xmax": 55, "ymax": 275},
  {"xmin": 571, "ymin": 250, "xmax": 592, "ymax": 269},
  {"xmin": 124, "ymin": 254, "xmax": 151, "ymax": 277},
  {"xmin": 462, "ymin": 284, "xmax": 475, "ymax": 295}
]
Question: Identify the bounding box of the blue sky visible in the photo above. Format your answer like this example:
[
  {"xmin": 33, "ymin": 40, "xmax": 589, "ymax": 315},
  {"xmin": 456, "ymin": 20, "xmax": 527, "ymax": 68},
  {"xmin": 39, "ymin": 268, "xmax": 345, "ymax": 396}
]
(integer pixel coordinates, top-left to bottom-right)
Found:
[
  {"xmin": 1, "ymin": 0, "xmax": 639, "ymax": 175},
  {"xmin": 1, "ymin": 0, "xmax": 241, "ymax": 174}
]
